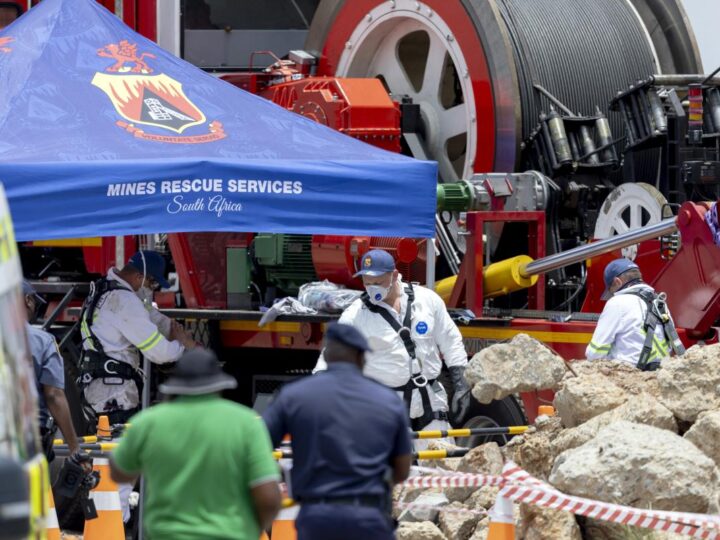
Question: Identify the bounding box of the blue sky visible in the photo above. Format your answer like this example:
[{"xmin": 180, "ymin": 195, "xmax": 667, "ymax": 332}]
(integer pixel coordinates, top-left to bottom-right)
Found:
[{"xmin": 681, "ymin": 0, "xmax": 720, "ymax": 73}]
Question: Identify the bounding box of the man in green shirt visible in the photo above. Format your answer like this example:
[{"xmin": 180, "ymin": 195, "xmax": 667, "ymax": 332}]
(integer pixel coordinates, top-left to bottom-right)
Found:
[{"xmin": 110, "ymin": 349, "xmax": 281, "ymax": 540}]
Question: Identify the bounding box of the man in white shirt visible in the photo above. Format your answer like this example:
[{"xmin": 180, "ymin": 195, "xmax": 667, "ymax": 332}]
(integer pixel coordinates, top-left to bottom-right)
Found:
[
  {"xmin": 79, "ymin": 250, "xmax": 195, "ymax": 426},
  {"xmin": 314, "ymin": 249, "xmax": 470, "ymax": 439},
  {"xmin": 586, "ymin": 258, "xmax": 684, "ymax": 369}
]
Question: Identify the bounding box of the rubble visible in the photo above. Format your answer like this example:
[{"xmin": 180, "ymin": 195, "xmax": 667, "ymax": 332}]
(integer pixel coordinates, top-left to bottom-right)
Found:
[
  {"xmin": 397, "ymin": 492, "xmax": 450, "ymax": 523},
  {"xmin": 657, "ymin": 344, "xmax": 720, "ymax": 422},
  {"xmin": 396, "ymin": 521, "xmax": 448, "ymax": 540},
  {"xmin": 464, "ymin": 486, "xmax": 499, "ymax": 513},
  {"xmin": 468, "ymin": 517, "xmax": 489, "ymax": 540},
  {"xmin": 684, "ymin": 410, "xmax": 720, "ymax": 468},
  {"xmin": 438, "ymin": 502, "xmax": 480, "ymax": 540},
  {"xmin": 553, "ymin": 373, "xmax": 628, "ymax": 427},
  {"xmin": 503, "ymin": 414, "xmax": 564, "ymax": 480},
  {"xmin": 456, "ymin": 442, "xmax": 504, "ymax": 476},
  {"xmin": 553, "ymin": 392, "xmax": 677, "ymax": 454},
  {"xmin": 550, "ymin": 421, "xmax": 720, "ymax": 513},
  {"xmin": 465, "ymin": 334, "xmax": 567, "ymax": 404},
  {"xmin": 518, "ymin": 504, "xmax": 582, "ymax": 540}
]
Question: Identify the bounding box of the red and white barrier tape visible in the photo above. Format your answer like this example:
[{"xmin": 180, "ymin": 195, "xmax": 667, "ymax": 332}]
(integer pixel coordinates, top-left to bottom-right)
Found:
[{"xmin": 401, "ymin": 462, "xmax": 720, "ymax": 538}]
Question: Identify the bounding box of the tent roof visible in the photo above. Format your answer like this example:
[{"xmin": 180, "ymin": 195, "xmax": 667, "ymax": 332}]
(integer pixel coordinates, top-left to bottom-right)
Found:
[{"xmin": 0, "ymin": 0, "xmax": 437, "ymax": 241}]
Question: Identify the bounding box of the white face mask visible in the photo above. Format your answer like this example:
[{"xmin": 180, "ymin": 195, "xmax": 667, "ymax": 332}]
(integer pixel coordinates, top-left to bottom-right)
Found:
[
  {"xmin": 136, "ymin": 286, "xmax": 153, "ymax": 304},
  {"xmin": 136, "ymin": 275, "xmax": 153, "ymax": 304},
  {"xmin": 366, "ymin": 283, "xmax": 391, "ymax": 305}
]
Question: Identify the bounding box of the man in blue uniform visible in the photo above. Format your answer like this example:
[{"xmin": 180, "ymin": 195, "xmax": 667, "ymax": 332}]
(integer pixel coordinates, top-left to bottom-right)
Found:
[
  {"xmin": 23, "ymin": 280, "xmax": 81, "ymax": 459},
  {"xmin": 263, "ymin": 322, "xmax": 412, "ymax": 540}
]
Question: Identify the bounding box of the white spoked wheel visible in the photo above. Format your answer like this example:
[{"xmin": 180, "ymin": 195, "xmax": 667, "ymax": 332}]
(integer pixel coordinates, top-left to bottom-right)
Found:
[{"xmin": 594, "ymin": 182, "xmax": 668, "ymax": 260}]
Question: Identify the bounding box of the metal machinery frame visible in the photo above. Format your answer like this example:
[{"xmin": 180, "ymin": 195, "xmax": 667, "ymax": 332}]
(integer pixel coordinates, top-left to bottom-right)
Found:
[{"xmin": 448, "ymin": 211, "xmax": 546, "ymax": 313}]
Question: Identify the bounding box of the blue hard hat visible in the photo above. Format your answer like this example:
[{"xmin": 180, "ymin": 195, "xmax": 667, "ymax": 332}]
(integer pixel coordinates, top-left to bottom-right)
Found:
[
  {"xmin": 325, "ymin": 322, "xmax": 371, "ymax": 352},
  {"xmin": 601, "ymin": 258, "xmax": 639, "ymax": 300},
  {"xmin": 353, "ymin": 249, "xmax": 396, "ymax": 278},
  {"xmin": 128, "ymin": 251, "xmax": 170, "ymax": 289}
]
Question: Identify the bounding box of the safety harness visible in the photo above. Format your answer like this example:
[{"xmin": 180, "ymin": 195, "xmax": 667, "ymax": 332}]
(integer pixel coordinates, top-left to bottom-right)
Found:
[
  {"xmin": 361, "ymin": 283, "xmax": 447, "ymax": 430},
  {"xmin": 624, "ymin": 288, "xmax": 686, "ymax": 371},
  {"xmin": 78, "ymin": 278, "xmax": 144, "ymax": 420}
]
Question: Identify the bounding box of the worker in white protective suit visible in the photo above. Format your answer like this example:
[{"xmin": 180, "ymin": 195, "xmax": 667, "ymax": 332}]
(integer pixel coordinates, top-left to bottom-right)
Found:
[
  {"xmin": 314, "ymin": 249, "xmax": 470, "ymax": 449},
  {"xmin": 78, "ymin": 250, "xmax": 195, "ymax": 523},
  {"xmin": 586, "ymin": 257, "xmax": 684, "ymax": 370}
]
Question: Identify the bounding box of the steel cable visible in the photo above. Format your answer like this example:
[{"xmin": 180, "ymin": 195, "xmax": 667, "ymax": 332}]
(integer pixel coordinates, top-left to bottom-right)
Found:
[{"xmin": 496, "ymin": 0, "xmax": 657, "ymax": 144}]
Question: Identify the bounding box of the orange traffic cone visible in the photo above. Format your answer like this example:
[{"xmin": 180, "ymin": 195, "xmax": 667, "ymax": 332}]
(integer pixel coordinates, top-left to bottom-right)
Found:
[
  {"xmin": 487, "ymin": 492, "xmax": 516, "ymax": 540},
  {"xmin": 97, "ymin": 414, "xmax": 112, "ymax": 438},
  {"xmin": 538, "ymin": 405, "xmax": 556, "ymax": 417},
  {"xmin": 270, "ymin": 505, "xmax": 299, "ymax": 540},
  {"xmin": 83, "ymin": 457, "xmax": 124, "ymax": 540},
  {"xmin": 46, "ymin": 487, "xmax": 60, "ymax": 540}
]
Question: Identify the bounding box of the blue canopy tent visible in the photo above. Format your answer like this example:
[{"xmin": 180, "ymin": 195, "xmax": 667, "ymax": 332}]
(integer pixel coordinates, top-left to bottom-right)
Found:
[{"xmin": 0, "ymin": 0, "xmax": 437, "ymax": 243}]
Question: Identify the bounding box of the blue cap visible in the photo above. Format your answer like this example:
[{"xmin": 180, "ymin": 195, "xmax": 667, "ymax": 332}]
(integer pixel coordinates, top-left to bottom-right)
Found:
[
  {"xmin": 22, "ymin": 280, "xmax": 46, "ymax": 304},
  {"xmin": 353, "ymin": 249, "xmax": 396, "ymax": 278},
  {"xmin": 601, "ymin": 258, "xmax": 639, "ymax": 300},
  {"xmin": 325, "ymin": 322, "xmax": 371, "ymax": 352},
  {"xmin": 128, "ymin": 250, "xmax": 170, "ymax": 289}
]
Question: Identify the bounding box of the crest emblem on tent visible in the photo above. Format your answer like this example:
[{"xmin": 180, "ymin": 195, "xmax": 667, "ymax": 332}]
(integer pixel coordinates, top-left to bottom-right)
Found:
[
  {"xmin": 92, "ymin": 41, "xmax": 226, "ymax": 144},
  {"xmin": 0, "ymin": 37, "xmax": 14, "ymax": 54}
]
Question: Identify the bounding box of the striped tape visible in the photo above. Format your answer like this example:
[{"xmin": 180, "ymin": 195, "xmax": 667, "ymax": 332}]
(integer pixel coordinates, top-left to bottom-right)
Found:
[{"xmin": 401, "ymin": 462, "xmax": 720, "ymax": 538}]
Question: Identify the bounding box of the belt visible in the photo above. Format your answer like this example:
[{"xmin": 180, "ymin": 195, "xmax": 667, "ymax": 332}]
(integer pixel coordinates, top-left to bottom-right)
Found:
[{"xmin": 301, "ymin": 495, "xmax": 385, "ymax": 508}]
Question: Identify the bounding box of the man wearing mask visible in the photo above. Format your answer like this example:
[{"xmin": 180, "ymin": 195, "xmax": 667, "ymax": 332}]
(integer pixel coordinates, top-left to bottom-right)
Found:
[
  {"xmin": 314, "ymin": 249, "xmax": 470, "ymax": 442},
  {"xmin": 79, "ymin": 250, "xmax": 195, "ymax": 524},
  {"xmin": 79, "ymin": 250, "xmax": 195, "ymax": 426}
]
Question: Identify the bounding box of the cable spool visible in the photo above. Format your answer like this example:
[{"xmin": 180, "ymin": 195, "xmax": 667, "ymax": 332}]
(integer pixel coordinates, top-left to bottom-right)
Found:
[
  {"xmin": 496, "ymin": 0, "xmax": 657, "ymax": 144},
  {"xmin": 307, "ymin": 0, "xmax": 701, "ymax": 179}
]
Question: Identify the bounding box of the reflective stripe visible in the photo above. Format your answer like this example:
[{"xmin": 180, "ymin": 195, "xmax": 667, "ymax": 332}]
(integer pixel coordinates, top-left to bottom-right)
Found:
[
  {"xmin": 90, "ymin": 490, "xmax": 122, "ymax": 511},
  {"xmin": 588, "ymin": 341, "xmax": 611, "ymax": 353},
  {"xmin": 137, "ymin": 330, "xmax": 161, "ymax": 351}
]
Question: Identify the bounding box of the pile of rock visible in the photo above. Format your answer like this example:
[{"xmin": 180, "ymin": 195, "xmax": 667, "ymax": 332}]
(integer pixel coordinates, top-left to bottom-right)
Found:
[{"xmin": 393, "ymin": 336, "xmax": 720, "ymax": 540}]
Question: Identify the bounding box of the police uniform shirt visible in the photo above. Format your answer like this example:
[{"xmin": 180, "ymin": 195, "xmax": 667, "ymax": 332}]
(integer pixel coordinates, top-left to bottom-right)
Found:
[
  {"xmin": 262, "ymin": 362, "xmax": 412, "ymax": 500},
  {"xmin": 27, "ymin": 323, "xmax": 65, "ymax": 426}
]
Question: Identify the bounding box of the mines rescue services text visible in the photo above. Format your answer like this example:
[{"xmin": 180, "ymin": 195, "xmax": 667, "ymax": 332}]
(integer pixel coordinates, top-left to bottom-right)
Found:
[{"xmin": 106, "ymin": 179, "xmax": 304, "ymax": 196}]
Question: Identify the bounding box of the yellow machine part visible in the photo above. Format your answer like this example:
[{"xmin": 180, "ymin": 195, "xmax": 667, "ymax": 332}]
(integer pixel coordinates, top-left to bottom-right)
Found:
[
  {"xmin": 31, "ymin": 238, "xmax": 102, "ymax": 247},
  {"xmin": 434, "ymin": 255, "xmax": 538, "ymax": 301}
]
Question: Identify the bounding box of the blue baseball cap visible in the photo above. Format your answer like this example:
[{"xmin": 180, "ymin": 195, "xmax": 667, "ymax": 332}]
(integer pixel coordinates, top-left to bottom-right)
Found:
[
  {"xmin": 128, "ymin": 250, "xmax": 170, "ymax": 289},
  {"xmin": 325, "ymin": 322, "xmax": 371, "ymax": 352},
  {"xmin": 353, "ymin": 249, "xmax": 396, "ymax": 278},
  {"xmin": 601, "ymin": 258, "xmax": 639, "ymax": 300},
  {"xmin": 22, "ymin": 280, "xmax": 46, "ymax": 304}
]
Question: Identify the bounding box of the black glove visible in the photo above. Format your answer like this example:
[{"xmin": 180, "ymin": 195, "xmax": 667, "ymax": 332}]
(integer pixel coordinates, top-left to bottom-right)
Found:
[{"xmin": 448, "ymin": 366, "xmax": 471, "ymax": 426}]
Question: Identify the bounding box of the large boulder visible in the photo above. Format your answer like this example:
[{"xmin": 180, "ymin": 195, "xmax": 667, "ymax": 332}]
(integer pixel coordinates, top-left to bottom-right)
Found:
[
  {"xmin": 553, "ymin": 393, "xmax": 677, "ymax": 454},
  {"xmin": 465, "ymin": 334, "xmax": 566, "ymax": 404},
  {"xmin": 657, "ymin": 344, "xmax": 720, "ymax": 422},
  {"xmin": 503, "ymin": 415, "xmax": 564, "ymax": 480},
  {"xmin": 550, "ymin": 421, "xmax": 720, "ymax": 513},
  {"xmin": 396, "ymin": 521, "xmax": 448, "ymax": 540},
  {"xmin": 569, "ymin": 360, "xmax": 663, "ymax": 400},
  {"xmin": 553, "ymin": 373, "xmax": 628, "ymax": 428},
  {"xmin": 684, "ymin": 410, "xmax": 720, "ymax": 468},
  {"xmin": 438, "ymin": 502, "xmax": 480, "ymax": 540},
  {"xmin": 456, "ymin": 442, "xmax": 504, "ymax": 475},
  {"xmin": 518, "ymin": 504, "xmax": 581, "ymax": 540}
]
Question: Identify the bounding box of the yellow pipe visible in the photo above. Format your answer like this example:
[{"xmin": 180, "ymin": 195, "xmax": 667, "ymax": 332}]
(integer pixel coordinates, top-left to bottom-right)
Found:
[
  {"xmin": 434, "ymin": 255, "xmax": 538, "ymax": 301},
  {"xmin": 483, "ymin": 255, "xmax": 538, "ymax": 298}
]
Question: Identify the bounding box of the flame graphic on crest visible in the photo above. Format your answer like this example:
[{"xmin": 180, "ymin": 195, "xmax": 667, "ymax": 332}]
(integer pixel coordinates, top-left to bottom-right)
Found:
[{"xmin": 91, "ymin": 73, "xmax": 205, "ymax": 133}]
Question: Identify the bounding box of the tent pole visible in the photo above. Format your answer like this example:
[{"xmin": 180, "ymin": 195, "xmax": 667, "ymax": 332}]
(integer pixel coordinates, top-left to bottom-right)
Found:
[{"xmin": 425, "ymin": 238, "xmax": 435, "ymax": 288}]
